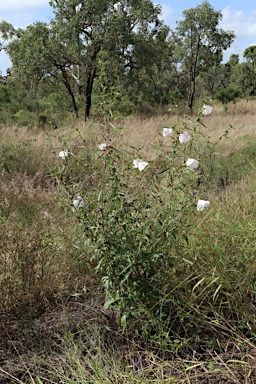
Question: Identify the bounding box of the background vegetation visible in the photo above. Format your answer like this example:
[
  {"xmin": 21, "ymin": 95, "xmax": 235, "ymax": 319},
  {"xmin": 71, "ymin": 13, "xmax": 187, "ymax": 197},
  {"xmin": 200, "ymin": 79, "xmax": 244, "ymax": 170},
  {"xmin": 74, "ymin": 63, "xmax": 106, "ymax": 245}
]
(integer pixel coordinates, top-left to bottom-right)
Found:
[{"xmin": 0, "ymin": 0, "xmax": 241, "ymax": 125}]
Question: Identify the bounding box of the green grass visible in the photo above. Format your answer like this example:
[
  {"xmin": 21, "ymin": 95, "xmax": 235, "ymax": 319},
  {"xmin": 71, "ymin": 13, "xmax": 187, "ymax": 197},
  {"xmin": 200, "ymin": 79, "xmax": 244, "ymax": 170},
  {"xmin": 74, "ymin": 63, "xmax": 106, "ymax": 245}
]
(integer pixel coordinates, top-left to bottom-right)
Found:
[{"xmin": 202, "ymin": 136, "xmax": 256, "ymax": 190}]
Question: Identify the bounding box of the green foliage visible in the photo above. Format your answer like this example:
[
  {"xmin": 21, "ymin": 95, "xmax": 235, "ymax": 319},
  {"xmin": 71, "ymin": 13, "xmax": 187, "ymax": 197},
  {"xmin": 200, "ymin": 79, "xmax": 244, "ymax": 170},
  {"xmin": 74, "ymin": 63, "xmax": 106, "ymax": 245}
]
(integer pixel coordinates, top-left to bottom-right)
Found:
[
  {"xmin": 0, "ymin": 1, "xmax": 248, "ymax": 122},
  {"xmin": 214, "ymin": 84, "xmax": 241, "ymax": 104},
  {"xmin": 55, "ymin": 111, "xmax": 256, "ymax": 345},
  {"xmin": 187, "ymin": 175, "xmax": 256, "ymax": 336},
  {"xmin": 174, "ymin": 0, "xmax": 235, "ymax": 110},
  {"xmin": 243, "ymin": 45, "xmax": 256, "ymax": 62},
  {"xmin": 0, "ymin": 136, "xmax": 93, "ymax": 323}
]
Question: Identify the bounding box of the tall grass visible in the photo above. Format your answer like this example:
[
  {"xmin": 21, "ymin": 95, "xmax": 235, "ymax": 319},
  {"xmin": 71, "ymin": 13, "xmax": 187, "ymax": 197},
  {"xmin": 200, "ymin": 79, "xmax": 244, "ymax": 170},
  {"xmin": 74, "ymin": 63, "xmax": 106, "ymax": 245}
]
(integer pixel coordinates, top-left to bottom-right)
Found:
[{"xmin": 0, "ymin": 99, "xmax": 256, "ymax": 382}]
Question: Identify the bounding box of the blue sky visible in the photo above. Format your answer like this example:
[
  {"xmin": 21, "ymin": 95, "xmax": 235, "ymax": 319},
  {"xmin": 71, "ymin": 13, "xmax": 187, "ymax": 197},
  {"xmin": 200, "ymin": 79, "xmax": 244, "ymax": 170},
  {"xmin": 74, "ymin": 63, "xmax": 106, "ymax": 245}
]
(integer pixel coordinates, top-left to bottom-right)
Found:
[{"xmin": 1, "ymin": 0, "xmax": 256, "ymax": 74}]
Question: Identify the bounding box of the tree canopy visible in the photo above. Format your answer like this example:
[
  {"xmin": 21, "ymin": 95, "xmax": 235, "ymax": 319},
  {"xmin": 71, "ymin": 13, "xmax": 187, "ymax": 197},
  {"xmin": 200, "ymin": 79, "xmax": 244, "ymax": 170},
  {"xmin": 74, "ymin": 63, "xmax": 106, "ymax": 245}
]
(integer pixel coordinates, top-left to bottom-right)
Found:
[
  {"xmin": 174, "ymin": 0, "xmax": 235, "ymax": 112},
  {"xmin": 1, "ymin": 0, "xmax": 250, "ymax": 126}
]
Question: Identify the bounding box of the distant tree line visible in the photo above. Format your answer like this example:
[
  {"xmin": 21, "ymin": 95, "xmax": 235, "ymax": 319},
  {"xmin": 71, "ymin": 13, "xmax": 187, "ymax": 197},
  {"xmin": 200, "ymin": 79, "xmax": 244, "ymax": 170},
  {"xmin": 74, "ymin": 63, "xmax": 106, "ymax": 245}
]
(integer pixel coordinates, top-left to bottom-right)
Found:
[{"xmin": 0, "ymin": 0, "xmax": 254, "ymax": 126}]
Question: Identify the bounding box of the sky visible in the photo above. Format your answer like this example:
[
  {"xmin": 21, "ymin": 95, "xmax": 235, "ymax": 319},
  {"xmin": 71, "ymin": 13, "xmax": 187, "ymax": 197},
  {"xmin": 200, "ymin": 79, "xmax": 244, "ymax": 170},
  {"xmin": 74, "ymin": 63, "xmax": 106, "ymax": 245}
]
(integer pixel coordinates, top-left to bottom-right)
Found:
[{"xmin": 1, "ymin": 0, "xmax": 256, "ymax": 74}]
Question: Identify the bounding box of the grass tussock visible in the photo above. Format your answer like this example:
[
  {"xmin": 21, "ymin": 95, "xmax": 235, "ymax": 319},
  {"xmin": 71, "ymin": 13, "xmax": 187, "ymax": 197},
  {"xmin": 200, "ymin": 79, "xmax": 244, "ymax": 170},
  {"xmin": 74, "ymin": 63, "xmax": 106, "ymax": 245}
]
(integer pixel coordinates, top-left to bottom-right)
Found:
[{"xmin": 0, "ymin": 99, "xmax": 256, "ymax": 383}]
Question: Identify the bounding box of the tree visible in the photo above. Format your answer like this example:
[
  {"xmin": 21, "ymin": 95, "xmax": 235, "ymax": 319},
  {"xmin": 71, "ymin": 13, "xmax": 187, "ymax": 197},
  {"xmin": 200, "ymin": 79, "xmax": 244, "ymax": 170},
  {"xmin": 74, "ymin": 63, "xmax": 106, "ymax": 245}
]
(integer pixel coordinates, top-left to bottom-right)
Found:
[
  {"xmin": 0, "ymin": 21, "xmax": 16, "ymax": 79},
  {"xmin": 6, "ymin": 21, "xmax": 83, "ymax": 117},
  {"xmin": 243, "ymin": 46, "xmax": 256, "ymax": 95},
  {"xmin": 174, "ymin": 0, "xmax": 235, "ymax": 112},
  {"xmin": 0, "ymin": 20, "xmax": 15, "ymax": 51},
  {"xmin": 227, "ymin": 53, "xmax": 239, "ymax": 67},
  {"xmin": 3, "ymin": 1, "xmax": 167, "ymax": 121},
  {"xmin": 230, "ymin": 61, "xmax": 254, "ymax": 98},
  {"xmin": 214, "ymin": 84, "xmax": 241, "ymax": 104},
  {"xmin": 48, "ymin": 0, "xmax": 166, "ymax": 120}
]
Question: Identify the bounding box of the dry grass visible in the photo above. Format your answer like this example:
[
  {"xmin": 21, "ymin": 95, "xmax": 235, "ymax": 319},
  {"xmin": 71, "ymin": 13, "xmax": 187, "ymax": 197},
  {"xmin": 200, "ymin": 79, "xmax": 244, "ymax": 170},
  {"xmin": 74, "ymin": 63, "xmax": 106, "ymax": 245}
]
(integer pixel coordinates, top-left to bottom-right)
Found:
[
  {"xmin": 0, "ymin": 99, "xmax": 256, "ymax": 383},
  {"xmin": 1, "ymin": 99, "xmax": 255, "ymax": 157},
  {"xmin": 0, "ymin": 301, "xmax": 255, "ymax": 384},
  {"xmin": 1, "ymin": 324, "xmax": 255, "ymax": 382},
  {"xmin": 82, "ymin": 99, "xmax": 256, "ymax": 168}
]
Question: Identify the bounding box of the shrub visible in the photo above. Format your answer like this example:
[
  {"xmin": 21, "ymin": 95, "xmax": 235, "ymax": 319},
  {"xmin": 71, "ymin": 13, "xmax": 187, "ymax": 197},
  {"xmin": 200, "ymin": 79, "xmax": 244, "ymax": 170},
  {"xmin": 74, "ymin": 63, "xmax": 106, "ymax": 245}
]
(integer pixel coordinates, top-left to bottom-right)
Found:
[
  {"xmin": 214, "ymin": 84, "xmax": 241, "ymax": 104},
  {"xmin": 58, "ymin": 110, "xmax": 256, "ymax": 344}
]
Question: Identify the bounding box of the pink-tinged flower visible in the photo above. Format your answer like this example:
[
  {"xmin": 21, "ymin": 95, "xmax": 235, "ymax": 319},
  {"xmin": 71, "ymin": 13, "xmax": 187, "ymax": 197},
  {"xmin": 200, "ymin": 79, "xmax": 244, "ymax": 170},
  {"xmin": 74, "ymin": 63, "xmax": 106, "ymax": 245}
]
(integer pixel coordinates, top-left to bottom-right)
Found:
[
  {"xmin": 133, "ymin": 159, "xmax": 148, "ymax": 171},
  {"xmin": 58, "ymin": 150, "xmax": 69, "ymax": 159},
  {"xmin": 186, "ymin": 158, "xmax": 200, "ymax": 171},
  {"xmin": 98, "ymin": 143, "xmax": 107, "ymax": 151},
  {"xmin": 203, "ymin": 104, "xmax": 212, "ymax": 115},
  {"xmin": 162, "ymin": 127, "xmax": 173, "ymax": 137},
  {"xmin": 179, "ymin": 132, "xmax": 191, "ymax": 143},
  {"xmin": 197, "ymin": 199, "xmax": 210, "ymax": 211},
  {"xmin": 73, "ymin": 196, "xmax": 84, "ymax": 208}
]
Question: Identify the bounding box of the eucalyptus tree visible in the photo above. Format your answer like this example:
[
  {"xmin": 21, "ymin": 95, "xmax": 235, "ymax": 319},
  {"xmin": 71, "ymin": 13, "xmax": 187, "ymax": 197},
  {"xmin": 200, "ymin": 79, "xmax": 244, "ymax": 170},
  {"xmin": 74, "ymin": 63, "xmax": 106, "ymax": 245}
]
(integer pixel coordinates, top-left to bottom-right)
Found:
[
  {"xmin": 174, "ymin": 0, "xmax": 235, "ymax": 112},
  {"xmin": 3, "ymin": 1, "xmax": 168, "ymax": 120},
  {"xmin": 6, "ymin": 21, "xmax": 84, "ymax": 117},
  {"xmin": 0, "ymin": 20, "xmax": 16, "ymax": 52},
  {"xmin": 48, "ymin": 0, "xmax": 166, "ymax": 119},
  {"xmin": 7, "ymin": 23, "xmax": 51, "ymax": 87},
  {"xmin": 230, "ymin": 61, "xmax": 254, "ymax": 99},
  {"xmin": 243, "ymin": 45, "xmax": 256, "ymax": 63},
  {"xmin": 117, "ymin": 22, "xmax": 172, "ymax": 109},
  {"xmin": 0, "ymin": 20, "xmax": 16, "ymax": 81},
  {"xmin": 243, "ymin": 46, "xmax": 256, "ymax": 95},
  {"xmin": 199, "ymin": 54, "xmax": 239, "ymax": 99}
]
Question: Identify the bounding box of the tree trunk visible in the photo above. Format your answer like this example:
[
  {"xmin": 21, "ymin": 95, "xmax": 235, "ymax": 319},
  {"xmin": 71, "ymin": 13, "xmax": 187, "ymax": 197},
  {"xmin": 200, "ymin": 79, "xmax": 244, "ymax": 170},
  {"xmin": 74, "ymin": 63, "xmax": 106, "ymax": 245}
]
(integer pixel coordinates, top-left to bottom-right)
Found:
[
  {"xmin": 85, "ymin": 66, "xmax": 97, "ymax": 120},
  {"xmin": 188, "ymin": 35, "xmax": 201, "ymax": 114},
  {"xmin": 188, "ymin": 69, "xmax": 196, "ymax": 113},
  {"xmin": 54, "ymin": 63, "xmax": 79, "ymax": 118},
  {"xmin": 63, "ymin": 76, "xmax": 79, "ymax": 118},
  {"xmin": 70, "ymin": 90, "xmax": 79, "ymax": 118}
]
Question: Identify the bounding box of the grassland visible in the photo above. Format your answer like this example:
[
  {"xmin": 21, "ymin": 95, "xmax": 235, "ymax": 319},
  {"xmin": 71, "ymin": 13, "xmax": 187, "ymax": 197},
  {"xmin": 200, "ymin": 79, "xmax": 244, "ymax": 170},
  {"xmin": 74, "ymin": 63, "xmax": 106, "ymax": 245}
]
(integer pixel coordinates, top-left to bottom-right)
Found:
[{"xmin": 0, "ymin": 99, "xmax": 256, "ymax": 383}]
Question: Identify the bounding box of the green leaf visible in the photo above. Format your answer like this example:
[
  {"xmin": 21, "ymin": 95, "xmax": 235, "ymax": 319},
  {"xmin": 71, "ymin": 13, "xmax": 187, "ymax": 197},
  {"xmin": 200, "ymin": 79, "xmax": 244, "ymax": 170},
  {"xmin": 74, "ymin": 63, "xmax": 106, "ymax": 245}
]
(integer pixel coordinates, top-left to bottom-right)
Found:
[
  {"xmin": 104, "ymin": 298, "xmax": 116, "ymax": 310},
  {"xmin": 121, "ymin": 314, "xmax": 127, "ymax": 332}
]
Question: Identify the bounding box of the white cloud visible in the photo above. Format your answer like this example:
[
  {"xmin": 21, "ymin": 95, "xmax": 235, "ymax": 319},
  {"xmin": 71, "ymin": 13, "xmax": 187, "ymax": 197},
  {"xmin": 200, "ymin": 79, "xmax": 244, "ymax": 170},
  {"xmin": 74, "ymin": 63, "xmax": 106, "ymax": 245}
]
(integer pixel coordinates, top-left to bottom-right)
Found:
[
  {"xmin": 154, "ymin": 2, "xmax": 175, "ymax": 25},
  {"xmin": 160, "ymin": 4, "xmax": 174, "ymax": 23},
  {"xmin": 155, "ymin": 3, "xmax": 256, "ymax": 62},
  {"xmin": 0, "ymin": 0, "xmax": 49, "ymax": 11},
  {"xmin": 220, "ymin": 7, "xmax": 256, "ymax": 61},
  {"xmin": 221, "ymin": 7, "xmax": 256, "ymax": 37}
]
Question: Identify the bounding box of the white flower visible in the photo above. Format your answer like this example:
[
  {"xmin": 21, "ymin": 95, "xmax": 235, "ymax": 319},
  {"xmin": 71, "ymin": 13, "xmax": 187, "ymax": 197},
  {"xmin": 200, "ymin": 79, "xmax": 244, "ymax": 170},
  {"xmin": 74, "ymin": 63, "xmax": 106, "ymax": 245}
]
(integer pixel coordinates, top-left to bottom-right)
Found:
[
  {"xmin": 162, "ymin": 127, "xmax": 173, "ymax": 137},
  {"xmin": 73, "ymin": 196, "xmax": 85, "ymax": 208},
  {"xmin": 186, "ymin": 158, "xmax": 200, "ymax": 171},
  {"xmin": 58, "ymin": 150, "xmax": 69, "ymax": 159},
  {"xmin": 98, "ymin": 143, "xmax": 107, "ymax": 151},
  {"xmin": 197, "ymin": 199, "xmax": 210, "ymax": 211},
  {"xmin": 133, "ymin": 158, "xmax": 148, "ymax": 171},
  {"xmin": 179, "ymin": 132, "xmax": 191, "ymax": 143},
  {"xmin": 202, "ymin": 104, "xmax": 212, "ymax": 115}
]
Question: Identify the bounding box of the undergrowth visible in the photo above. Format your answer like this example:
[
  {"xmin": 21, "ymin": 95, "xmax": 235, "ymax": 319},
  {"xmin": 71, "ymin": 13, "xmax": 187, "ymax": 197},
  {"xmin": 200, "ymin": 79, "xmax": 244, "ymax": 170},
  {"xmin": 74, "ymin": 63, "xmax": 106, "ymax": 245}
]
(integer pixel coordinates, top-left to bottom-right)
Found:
[{"xmin": 0, "ymin": 105, "xmax": 256, "ymax": 382}]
